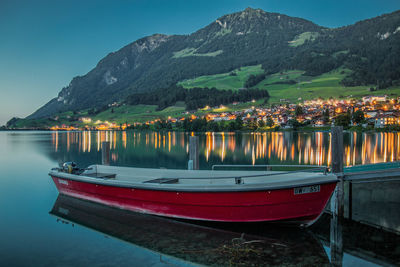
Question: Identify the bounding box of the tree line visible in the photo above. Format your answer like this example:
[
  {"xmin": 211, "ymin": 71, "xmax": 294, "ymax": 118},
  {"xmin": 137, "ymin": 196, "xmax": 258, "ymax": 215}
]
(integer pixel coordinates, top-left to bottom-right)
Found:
[
  {"xmin": 129, "ymin": 116, "xmax": 278, "ymax": 132},
  {"xmin": 125, "ymin": 85, "xmax": 269, "ymax": 111}
]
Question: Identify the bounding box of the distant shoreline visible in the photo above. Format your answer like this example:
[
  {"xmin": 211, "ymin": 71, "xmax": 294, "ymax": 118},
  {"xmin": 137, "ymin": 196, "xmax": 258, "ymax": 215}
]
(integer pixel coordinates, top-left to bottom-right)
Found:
[{"xmin": 2, "ymin": 127, "xmax": 399, "ymax": 133}]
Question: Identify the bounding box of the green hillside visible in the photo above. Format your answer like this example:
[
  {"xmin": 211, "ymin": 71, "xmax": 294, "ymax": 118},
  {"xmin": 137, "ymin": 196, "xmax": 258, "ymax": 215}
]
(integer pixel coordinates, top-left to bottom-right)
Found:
[
  {"xmin": 260, "ymin": 70, "xmax": 305, "ymax": 84},
  {"xmin": 256, "ymin": 69, "xmax": 400, "ymax": 103},
  {"xmin": 288, "ymin": 32, "xmax": 320, "ymax": 47},
  {"xmin": 178, "ymin": 65, "xmax": 264, "ymax": 90},
  {"xmin": 8, "ymin": 104, "xmax": 187, "ymax": 128},
  {"xmin": 93, "ymin": 104, "xmax": 186, "ymax": 123},
  {"xmin": 177, "ymin": 66, "xmax": 400, "ymax": 104}
]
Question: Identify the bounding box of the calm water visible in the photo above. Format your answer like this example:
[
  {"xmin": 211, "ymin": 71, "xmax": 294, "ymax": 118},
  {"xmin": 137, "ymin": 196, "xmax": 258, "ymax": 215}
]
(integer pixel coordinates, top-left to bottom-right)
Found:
[
  {"xmin": 1, "ymin": 131, "xmax": 399, "ymax": 266},
  {"xmin": 48, "ymin": 130, "xmax": 400, "ymax": 168}
]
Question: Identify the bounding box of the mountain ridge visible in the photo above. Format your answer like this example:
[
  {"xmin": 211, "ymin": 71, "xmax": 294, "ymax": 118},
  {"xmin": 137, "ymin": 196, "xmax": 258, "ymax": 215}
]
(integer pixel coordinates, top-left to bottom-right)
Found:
[{"xmin": 28, "ymin": 7, "xmax": 400, "ymax": 119}]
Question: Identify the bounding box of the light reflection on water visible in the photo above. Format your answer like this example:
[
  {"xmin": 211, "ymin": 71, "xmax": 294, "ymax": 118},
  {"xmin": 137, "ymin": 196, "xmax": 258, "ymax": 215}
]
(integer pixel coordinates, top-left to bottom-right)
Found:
[{"xmin": 52, "ymin": 130, "xmax": 400, "ymax": 167}]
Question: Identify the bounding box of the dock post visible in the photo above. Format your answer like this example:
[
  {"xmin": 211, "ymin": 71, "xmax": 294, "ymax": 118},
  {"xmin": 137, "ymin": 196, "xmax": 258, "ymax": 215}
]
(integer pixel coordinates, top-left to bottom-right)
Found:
[
  {"xmin": 331, "ymin": 126, "xmax": 344, "ymax": 217},
  {"xmin": 331, "ymin": 126, "xmax": 344, "ymax": 175},
  {"xmin": 189, "ymin": 136, "xmax": 199, "ymax": 170},
  {"xmin": 347, "ymin": 181, "xmax": 353, "ymax": 220},
  {"xmin": 102, "ymin": 141, "xmax": 110, "ymax": 166},
  {"xmin": 330, "ymin": 210, "xmax": 343, "ymax": 267},
  {"xmin": 330, "ymin": 126, "xmax": 344, "ymax": 267},
  {"xmin": 188, "ymin": 160, "xmax": 194, "ymax": 170}
]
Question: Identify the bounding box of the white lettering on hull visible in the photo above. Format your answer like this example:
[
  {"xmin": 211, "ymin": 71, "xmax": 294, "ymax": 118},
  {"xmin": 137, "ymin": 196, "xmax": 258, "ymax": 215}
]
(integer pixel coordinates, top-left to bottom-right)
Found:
[{"xmin": 58, "ymin": 179, "xmax": 69, "ymax": 186}]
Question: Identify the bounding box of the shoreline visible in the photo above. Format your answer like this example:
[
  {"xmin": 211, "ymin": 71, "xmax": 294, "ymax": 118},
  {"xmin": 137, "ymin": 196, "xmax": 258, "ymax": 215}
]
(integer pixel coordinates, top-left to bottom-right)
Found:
[{"xmin": 2, "ymin": 127, "xmax": 400, "ymax": 133}]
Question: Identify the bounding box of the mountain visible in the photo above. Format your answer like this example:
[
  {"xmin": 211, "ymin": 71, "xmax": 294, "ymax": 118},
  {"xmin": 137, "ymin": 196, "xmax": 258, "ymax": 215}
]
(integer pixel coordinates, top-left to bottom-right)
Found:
[{"xmin": 29, "ymin": 7, "xmax": 400, "ymax": 119}]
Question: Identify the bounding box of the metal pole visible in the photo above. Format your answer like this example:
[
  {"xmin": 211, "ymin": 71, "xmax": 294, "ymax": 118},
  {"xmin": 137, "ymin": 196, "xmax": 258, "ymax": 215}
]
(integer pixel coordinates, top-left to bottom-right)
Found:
[
  {"xmin": 189, "ymin": 136, "xmax": 199, "ymax": 170},
  {"xmin": 102, "ymin": 141, "xmax": 110, "ymax": 165}
]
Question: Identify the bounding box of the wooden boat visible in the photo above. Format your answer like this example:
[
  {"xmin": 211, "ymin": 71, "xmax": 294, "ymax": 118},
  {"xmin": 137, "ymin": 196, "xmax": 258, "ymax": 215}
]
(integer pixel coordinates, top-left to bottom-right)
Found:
[{"xmin": 49, "ymin": 164, "xmax": 337, "ymax": 226}]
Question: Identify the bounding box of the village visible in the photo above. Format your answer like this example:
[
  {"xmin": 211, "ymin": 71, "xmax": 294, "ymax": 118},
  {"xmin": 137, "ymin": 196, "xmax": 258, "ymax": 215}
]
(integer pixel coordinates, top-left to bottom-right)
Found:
[{"xmin": 49, "ymin": 95, "xmax": 400, "ymax": 131}]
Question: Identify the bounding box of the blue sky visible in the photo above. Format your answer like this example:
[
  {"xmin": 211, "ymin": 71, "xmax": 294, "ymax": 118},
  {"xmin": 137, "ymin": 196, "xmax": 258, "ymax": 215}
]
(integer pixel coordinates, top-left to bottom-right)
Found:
[{"xmin": 0, "ymin": 0, "xmax": 399, "ymax": 125}]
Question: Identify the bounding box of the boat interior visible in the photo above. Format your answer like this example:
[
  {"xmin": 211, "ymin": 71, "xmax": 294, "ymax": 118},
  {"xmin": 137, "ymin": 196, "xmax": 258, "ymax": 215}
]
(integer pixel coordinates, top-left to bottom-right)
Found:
[{"xmin": 71, "ymin": 164, "xmax": 338, "ymax": 189}]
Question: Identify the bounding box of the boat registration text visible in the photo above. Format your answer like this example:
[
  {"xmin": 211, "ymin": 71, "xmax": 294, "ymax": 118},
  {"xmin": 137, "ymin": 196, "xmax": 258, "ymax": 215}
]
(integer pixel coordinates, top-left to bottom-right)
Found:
[{"xmin": 294, "ymin": 185, "xmax": 320, "ymax": 195}]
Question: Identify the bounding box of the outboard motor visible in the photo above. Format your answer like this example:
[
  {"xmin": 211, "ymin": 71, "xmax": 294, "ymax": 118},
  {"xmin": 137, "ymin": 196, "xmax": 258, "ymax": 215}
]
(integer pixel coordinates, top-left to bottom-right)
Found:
[{"xmin": 62, "ymin": 162, "xmax": 78, "ymax": 174}]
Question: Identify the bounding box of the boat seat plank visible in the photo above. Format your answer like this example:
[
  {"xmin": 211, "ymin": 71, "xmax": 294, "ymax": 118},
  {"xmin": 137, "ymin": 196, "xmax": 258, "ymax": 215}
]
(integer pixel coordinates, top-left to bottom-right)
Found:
[
  {"xmin": 84, "ymin": 173, "xmax": 116, "ymax": 179},
  {"xmin": 143, "ymin": 178, "xmax": 179, "ymax": 184}
]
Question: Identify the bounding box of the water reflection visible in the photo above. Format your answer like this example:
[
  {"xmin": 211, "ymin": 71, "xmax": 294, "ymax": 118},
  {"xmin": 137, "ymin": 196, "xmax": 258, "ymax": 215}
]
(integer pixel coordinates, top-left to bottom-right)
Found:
[
  {"xmin": 51, "ymin": 194, "xmax": 400, "ymax": 266},
  {"xmin": 51, "ymin": 131, "xmax": 400, "ymax": 168},
  {"xmin": 312, "ymin": 213, "xmax": 400, "ymax": 267},
  {"xmin": 50, "ymin": 194, "xmax": 330, "ymax": 266}
]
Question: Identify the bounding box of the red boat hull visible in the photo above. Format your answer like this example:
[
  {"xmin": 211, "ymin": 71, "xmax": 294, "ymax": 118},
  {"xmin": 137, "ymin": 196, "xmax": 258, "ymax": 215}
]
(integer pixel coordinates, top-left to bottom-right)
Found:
[{"xmin": 51, "ymin": 176, "xmax": 336, "ymax": 224}]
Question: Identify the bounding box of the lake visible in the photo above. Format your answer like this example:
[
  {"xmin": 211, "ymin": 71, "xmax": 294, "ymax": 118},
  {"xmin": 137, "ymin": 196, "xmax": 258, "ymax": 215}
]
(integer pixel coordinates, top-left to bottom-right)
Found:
[
  {"xmin": 1, "ymin": 130, "xmax": 399, "ymax": 266},
  {"xmin": 46, "ymin": 130, "xmax": 400, "ymax": 168}
]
